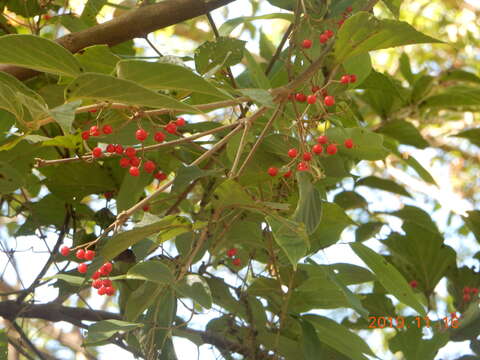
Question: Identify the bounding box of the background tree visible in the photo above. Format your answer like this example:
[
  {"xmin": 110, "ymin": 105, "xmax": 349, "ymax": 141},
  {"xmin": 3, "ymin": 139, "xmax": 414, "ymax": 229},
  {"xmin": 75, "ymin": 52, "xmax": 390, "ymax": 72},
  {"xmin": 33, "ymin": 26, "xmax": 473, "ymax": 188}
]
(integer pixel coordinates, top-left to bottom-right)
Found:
[{"xmin": 0, "ymin": 0, "xmax": 479, "ymax": 359}]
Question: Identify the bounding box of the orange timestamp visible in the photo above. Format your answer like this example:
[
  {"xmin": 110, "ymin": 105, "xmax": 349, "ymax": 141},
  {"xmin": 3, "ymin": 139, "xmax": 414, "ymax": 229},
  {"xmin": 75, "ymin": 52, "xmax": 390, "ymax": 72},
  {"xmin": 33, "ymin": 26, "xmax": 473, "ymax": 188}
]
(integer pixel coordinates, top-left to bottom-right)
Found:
[{"xmin": 368, "ymin": 316, "xmax": 459, "ymax": 329}]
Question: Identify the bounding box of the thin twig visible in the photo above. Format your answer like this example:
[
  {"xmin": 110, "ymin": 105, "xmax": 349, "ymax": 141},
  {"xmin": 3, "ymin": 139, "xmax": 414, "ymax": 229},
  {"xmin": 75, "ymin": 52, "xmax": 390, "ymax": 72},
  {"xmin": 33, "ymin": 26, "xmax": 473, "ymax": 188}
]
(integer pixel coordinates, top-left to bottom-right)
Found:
[
  {"xmin": 144, "ymin": 36, "xmax": 163, "ymax": 56},
  {"xmin": 12, "ymin": 321, "xmax": 48, "ymax": 360},
  {"xmin": 265, "ymin": 23, "xmax": 293, "ymax": 76}
]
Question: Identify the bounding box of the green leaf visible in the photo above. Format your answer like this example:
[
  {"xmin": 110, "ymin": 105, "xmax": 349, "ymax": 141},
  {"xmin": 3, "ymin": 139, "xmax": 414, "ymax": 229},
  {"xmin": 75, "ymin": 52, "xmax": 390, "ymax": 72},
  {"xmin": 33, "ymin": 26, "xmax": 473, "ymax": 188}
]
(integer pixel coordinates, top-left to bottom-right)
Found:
[
  {"xmin": 117, "ymin": 60, "xmax": 230, "ymax": 99},
  {"xmin": 266, "ymin": 215, "xmax": 309, "ymax": 269},
  {"xmin": 266, "ymin": 0, "xmax": 295, "ymax": 11},
  {"xmin": 172, "ymin": 164, "xmax": 219, "ymax": 193},
  {"xmin": 342, "ymin": 52, "xmax": 372, "ymax": 87},
  {"xmin": 0, "ymin": 330, "xmax": 7, "ymax": 358},
  {"xmin": 356, "ymin": 175, "xmax": 412, "ymax": 197},
  {"xmin": 293, "ymin": 172, "xmax": 322, "ymax": 234},
  {"xmin": 218, "ymin": 13, "xmax": 293, "ymax": 36},
  {"xmin": 86, "ymin": 320, "xmax": 142, "ymax": 345},
  {"xmin": 399, "ymin": 53, "xmax": 414, "ymax": 83},
  {"xmin": 322, "ymin": 265, "xmax": 369, "ymax": 319},
  {"xmin": 116, "ymin": 167, "xmax": 152, "ymax": 212},
  {"xmin": 174, "ymin": 274, "xmax": 212, "ymax": 309},
  {"xmin": 124, "ymin": 281, "xmax": 164, "ymax": 321},
  {"xmin": 64, "ymin": 73, "xmax": 200, "ymax": 113},
  {"xmin": 244, "ymin": 49, "xmax": 270, "ymax": 90},
  {"xmin": 387, "ymin": 205, "xmax": 439, "ymax": 234},
  {"xmin": 378, "ymin": 119, "xmax": 429, "ymax": 149},
  {"xmin": 440, "ymin": 69, "xmax": 480, "ymax": 84},
  {"xmin": 463, "ymin": 210, "xmax": 480, "ymax": 243},
  {"xmin": 99, "ymin": 215, "xmax": 178, "ymax": 261},
  {"xmin": 76, "ymin": 45, "xmax": 120, "ymax": 74},
  {"xmin": 49, "ymin": 100, "xmax": 82, "ymax": 133},
  {"xmin": 334, "ymin": 191, "xmax": 368, "ymax": 210},
  {"xmin": 422, "ymin": 86, "xmax": 480, "ymax": 108},
  {"xmin": 237, "ymin": 88, "xmax": 275, "ymax": 108},
  {"xmin": 452, "ymin": 128, "xmax": 480, "ymax": 147},
  {"xmin": 326, "ymin": 127, "xmax": 389, "ymax": 161},
  {"xmin": 212, "ymin": 179, "xmax": 255, "ymax": 209},
  {"xmin": 350, "ymin": 242, "xmax": 426, "ymax": 315},
  {"xmin": 0, "ymin": 35, "xmax": 83, "ymax": 77},
  {"xmin": 126, "ymin": 260, "xmax": 174, "ymax": 283},
  {"xmin": 300, "ymin": 319, "xmax": 322, "ymax": 360},
  {"xmin": 355, "ymin": 222, "xmax": 384, "ymax": 242},
  {"xmin": 389, "ymin": 323, "xmax": 449, "ymax": 360},
  {"xmin": 304, "ymin": 315, "xmax": 376, "ymax": 360},
  {"xmin": 0, "ymin": 71, "xmax": 45, "ymax": 104},
  {"xmin": 382, "ymin": 0, "xmax": 402, "ymax": 18},
  {"xmin": 334, "ymin": 12, "xmax": 442, "ymax": 63},
  {"xmin": 0, "ymin": 161, "xmax": 23, "ymax": 194},
  {"xmin": 310, "ymin": 202, "xmax": 356, "ymax": 251},
  {"xmin": 195, "ymin": 37, "xmax": 246, "ymax": 74},
  {"xmin": 81, "ymin": 0, "xmax": 107, "ymax": 26},
  {"xmin": 0, "ymin": 83, "xmax": 24, "ymax": 122}
]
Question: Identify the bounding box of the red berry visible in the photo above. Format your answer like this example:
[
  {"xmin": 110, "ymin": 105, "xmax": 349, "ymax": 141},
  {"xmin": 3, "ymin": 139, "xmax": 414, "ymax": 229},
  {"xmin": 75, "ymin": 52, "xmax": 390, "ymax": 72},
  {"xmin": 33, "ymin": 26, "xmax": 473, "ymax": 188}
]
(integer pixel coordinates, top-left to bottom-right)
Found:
[
  {"xmin": 102, "ymin": 124, "xmax": 113, "ymax": 135},
  {"xmin": 98, "ymin": 286, "xmax": 106, "ymax": 295},
  {"xmin": 102, "ymin": 279, "xmax": 112, "ymax": 287},
  {"xmin": 135, "ymin": 129, "xmax": 148, "ymax": 141},
  {"xmin": 307, "ymin": 94, "xmax": 317, "ymax": 104},
  {"xmin": 346, "ymin": 6, "xmax": 353, "ymax": 12},
  {"xmin": 154, "ymin": 171, "xmax": 167, "ymax": 181},
  {"xmin": 301, "ymin": 39, "xmax": 312, "ymax": 49},
  {"xmin": 119, "ymin": 157, "xmax": 130, "ymax": 168},
  {"xmin": 297, "ymin": 161, "xmax": 309, "ymax": 171},
  {"xmin": 340, "ymin": 75, "xmax": 350, "ymax": 84},
  {"xmin": 324, "ymin": 96, "xmax": 335, "ymax": 107},
  {"xmin": 100, "ymin": 262, "xmax": 112, "ymax": 276},
  {"xmin": 91, "ymin": 271, "xmax": 101, "ymax": 280},
  {"xmin": 90, "ymin": 125, "xmax": 100, "ymax": 137},
  {"xmin": 142, "ymin": 204, "xmax": 150, "ymax": 212},
  {"xmin": 349, "ymin": 74, "xmax": 357, "ymax": 83},
  {"xmin": 464, "ymin": 293, "xmax": 472, "ymax": 302},
  {"xmin": 227, "ymin": 248, "xmax": 237, "ymax": 258},
  {"xmin": 463, "ymin": 286, "xmax": 471, "ymax": 294},
  {"xmin": 295, "ymin": 93, "xmax": 307, "ymax": 102},
  {"xmin": 344, "ymin": 138, "xmax": 354, "ymax": 149},
  {"xmin": 338, "ymin": 19, "xmax": 345, "ymax": 27},
  {"xmin": 143, "ymin": 160, "xmax": 156, "ymax": 173},
  {"xmin": 78, "ymin": 263, "xmax": 88, "ymax": 274},
  {"xmin": 312, "ymin": 144, "xmax": 323, "ymax": 154},
  {"xmin": 165, "ymin": 122, "xmax": 177, "ymax": 134},
  {"xmin": 319, "ymin": 33, "xmax": 329, "ymax": 43},
  {"xmin": 326, "ymin": 144, "xmax": 338, "ymax": 155},
  {"xmin": 84, "ymin": 250, "xmax": 95, "ymax": 261},
  {"xmin": 92, "ymin": 147, "xmax": 102, "ymax": 158},
  {"xmin": 129, "ymin": 166, "xmax": 140, "ymax": 177},
  {"xmin": 232, "ymin": 258, "xmax": 241, "ymax": 267},
  {"xmin": 409, "ymin": 280, "xmax": 418, "ymax": 288},
  {"xmin": 283, "ymin": 170, "xmax": 293, "ymax": 178},
  {"xmin": 125, "ymin": 147, "xmax": 136, "ymax": 158},
  {"xmin": 43, "ymin": 14, "xmax": 52, "ymax": 20},
  {"xmin": 311, "ymin": 85, "xmax": 320, "ymax": 93},
  {"xmin": 317, "ymin": 135, "xmax": 328, "ymax": 144},
  {"xmin": 472, "ymin": 288, "xmax": 479, "ymax": 295},
  {"xmin": 81, "ymin": 131, "xmax": 90, "ymax": 140},
  {"xmin": 267, "ymin": 167, "xmax": 278, "ymax": 177},
  {"xmin": 324, "ymin": 29, "xmax": 334, "ymax": 38},
  {"xmin": 106, "ymin": 144, "xmax": 115, "ymax": 153},
  {"xmin": 105, "ymin": 286, "xmax": 115, "ymax": 296},
  {"xmin": 287, "ymin": 148, "xmax": 298, "ymax": 158},
  {"xmin": 60, "ymin": 246, "xmax": 70, "ymax": 256},
  {"xmin": 115, "ymin": 144, "xmax": 124, "ymax": 155},
  {"xmin": 76, "ymin": 249, "xmax": 85, "ymax": 260},
  {"xmin": 154, "ymin": 131, "xmax": 165, "ymax": 142},
  {"xmin": 129, "ymin": 156, "xmax": 140, "ymax": 167},
  {"xmin": 92, "ymin": 279, "xmax": 103, "ymax": 289},
  {"xmin": 89, "ymin": 109, "xmax": 97, "ymax": 113},
  {"xmin": 303, "ymin": 152, "xmax": 312, "ymax": 161},
  {"xmin": 175, "ymin": 117, "xmax": 186, "ymax": 127}
]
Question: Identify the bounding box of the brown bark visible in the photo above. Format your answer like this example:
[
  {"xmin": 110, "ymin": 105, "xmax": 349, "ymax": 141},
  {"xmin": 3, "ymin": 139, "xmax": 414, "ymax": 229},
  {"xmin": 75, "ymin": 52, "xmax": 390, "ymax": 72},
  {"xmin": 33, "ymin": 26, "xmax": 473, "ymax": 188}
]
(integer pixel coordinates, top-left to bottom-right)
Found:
[{"xmin": 0, "ymin": 0, "xmax": 236, "ymax": 80}]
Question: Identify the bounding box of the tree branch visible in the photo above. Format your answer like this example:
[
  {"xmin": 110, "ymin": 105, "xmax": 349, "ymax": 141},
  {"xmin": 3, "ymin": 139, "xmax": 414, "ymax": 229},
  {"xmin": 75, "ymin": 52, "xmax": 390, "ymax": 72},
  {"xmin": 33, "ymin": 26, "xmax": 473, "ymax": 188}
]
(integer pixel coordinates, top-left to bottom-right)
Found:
[{"xmin": 0, "ymin": 0, "xmax": 236, "ymax": 80}]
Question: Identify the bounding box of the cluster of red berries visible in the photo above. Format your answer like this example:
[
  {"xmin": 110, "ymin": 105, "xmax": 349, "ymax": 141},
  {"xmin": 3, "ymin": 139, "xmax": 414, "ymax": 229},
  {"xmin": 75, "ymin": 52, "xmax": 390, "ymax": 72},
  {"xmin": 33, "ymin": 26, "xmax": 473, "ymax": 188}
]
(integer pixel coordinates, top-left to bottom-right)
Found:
[
  {"xmin": 226, "ymin": 248, "xmax": 241, "ymax": 267},
  {"xmin": 81, "ymin": 118, "xmax": 187, "ymax": 180},
  {"xmin": 463, "ymin": 286, "xmax": 479, "ymax": 302},
  {"xmin": 267, "ymin": 135, "xmax": 354, "ymax": 177},
  {"xmin": 60, "ymin": 245, "xmax": 115, "ymax": 296},
  {"xmin": 301, "ymin": 29, "xmax": 334, "ymax": 50},
  {"xmin": 340, "ymin": 74, "xmax": 357, "ymax": 84}
]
